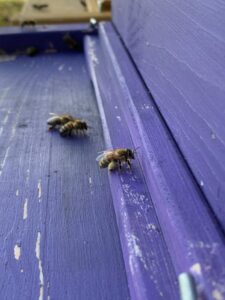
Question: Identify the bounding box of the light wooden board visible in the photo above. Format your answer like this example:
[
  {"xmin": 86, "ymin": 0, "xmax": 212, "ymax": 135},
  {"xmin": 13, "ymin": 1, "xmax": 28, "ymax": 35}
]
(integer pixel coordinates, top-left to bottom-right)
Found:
[{"xmin": 12, "ymin": 0, "xmax": 110, "ymax": 24}]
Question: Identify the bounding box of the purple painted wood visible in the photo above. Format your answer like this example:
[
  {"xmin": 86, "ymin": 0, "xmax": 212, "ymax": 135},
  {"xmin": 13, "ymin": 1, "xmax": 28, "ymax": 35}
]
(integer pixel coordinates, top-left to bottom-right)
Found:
[
  {"xmin": 85, "ymin": 34, "xmax": 179, "ymax": 300},
  {"xmin": 0, "ymin": 48, "xmax": 130, "ymax": 298},
  {"xmin": 112, "ymin": 0, "xmax": 225, "ymax": 231},
  {"xmin": 85, "ymin": 23, "xmax": 225, "ymax": 299}
]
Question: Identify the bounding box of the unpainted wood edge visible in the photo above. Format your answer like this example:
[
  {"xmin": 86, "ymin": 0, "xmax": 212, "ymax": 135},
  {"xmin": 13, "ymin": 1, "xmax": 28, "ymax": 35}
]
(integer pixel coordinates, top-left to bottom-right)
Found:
[{"xmin": 11, "ymin": 12, "xmax": 111, "ymax": 25}]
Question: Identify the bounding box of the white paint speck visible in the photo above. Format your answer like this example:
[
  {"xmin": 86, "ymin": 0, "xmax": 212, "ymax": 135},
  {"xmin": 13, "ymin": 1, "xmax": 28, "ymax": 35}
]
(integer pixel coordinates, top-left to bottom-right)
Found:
[
  {"xmin": 200, "ymin": 180, "xmax": 204, "ymax": 187},
  {"xmin": 212, "ymin": 289, "xmax": 223, "ymax": 300},
  {"xmin": 147, "ymin": 223, "xmax": 157, "ymax": 231},
  {"xmin": 16, "ymin": 190, "xmax": 19, "ymax": 196},
  {"xmin": 20, "ymin": 269, "xmax": 24, "ymax": 273},
  {"xmin": 2, "ymin": 114, "xmax": 9, "ymax": 124},
  {"xmin": 36, "ymin": 232, "xmax": 44, "ymax": 300},
  {"xmin": 0, "ymin": 146, "xmax": 10, "ymax": 176},
  {"xmin": 211, "ymin": 132, "xmax": 216, "ymax": 140},
  {"xmin": 114, "ymin": 106, "xmax": 118, "ymax": 109},
  {"xmin": 38, "ymin": 180, "xmax": 42, "ymax": 201},
  {"xmin": 89, "ymin": 177, "xmax": 92, "ymax": 185},
  {"xmin": 14, "ymin": 244, "xmax": 21, "ymax": 260},
  {"xmin": 23, "ymin": 198, "xmax": 28, "ymax": 220},
  {"xmin": 58, "ymin": 64, "xmax": 64, "ymax": 71},
  {"xmin": 127, "ymin": 234, "xmax": 148, "ymax": 274},
  {"xmin": 88, "ymin": 39, "xmax": 99, "ymax": 66},
  {"xmin": 190, "ymin": 263, "xmax": 202, "ymax": 275},
  {"xmin": 116, "ymin": 116, "xmax": 121, "ymax": 122},
  {"xmin": 146, "ymin": 41, "xmax": 150, "ymax": 46}
]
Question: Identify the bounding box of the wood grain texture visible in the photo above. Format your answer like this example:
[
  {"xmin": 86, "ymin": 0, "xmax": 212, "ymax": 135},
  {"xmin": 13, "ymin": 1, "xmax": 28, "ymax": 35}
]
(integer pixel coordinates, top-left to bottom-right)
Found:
[
  {"xmin": 0, "ymin": 52, "xmax": 130, "ymax": 299},
  {"xmin": 112, "ymin": 0, "xmax": 225, "ymax": 231},
  {"xmin": 85, "ymin": 34, "xmax": 180, "ymax": 300},
  {"xmin": 12, "ymin": 0, "xmax": 111, "ymax": 24},
  {"xmin": 85, "ymin": 23, "xmax": 225, "ymax": 299}
]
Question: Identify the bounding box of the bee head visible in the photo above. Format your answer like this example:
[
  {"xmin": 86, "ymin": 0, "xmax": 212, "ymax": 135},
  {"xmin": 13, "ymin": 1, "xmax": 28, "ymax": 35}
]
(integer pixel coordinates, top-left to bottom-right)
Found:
[
  {"xmin": 82, "ymin": 122, "xmax": 88, "ymax": 130},
  {"xmin": 127, "ymin": 149, "xmax": 135, "ymax": 159}
]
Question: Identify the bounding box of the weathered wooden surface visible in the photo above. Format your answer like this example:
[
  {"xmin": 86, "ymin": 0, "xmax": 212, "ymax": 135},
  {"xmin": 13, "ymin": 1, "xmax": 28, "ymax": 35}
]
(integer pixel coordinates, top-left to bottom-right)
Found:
[
  {"xmin": 85, "ymin": 23, "xmax": 225, "ymax": 299},
  {"xmin": 85, "ymin": 33, "xmax": 180, "ymax": 300},
  {"xmin": 112, "ymin": 0, "xmax": 225, "ymax": 231},
  {"xmin": 0, "ymin": 52, "xmax": 130, "ymax": 299},
  {"xmin": 12, "ymin": 0, "xmax": 111, "ymax": 24}
]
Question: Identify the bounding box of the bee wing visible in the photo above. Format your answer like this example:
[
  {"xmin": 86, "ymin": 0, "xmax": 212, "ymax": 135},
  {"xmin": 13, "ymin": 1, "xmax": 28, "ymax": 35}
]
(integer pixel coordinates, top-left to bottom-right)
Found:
[
  {"xmin": 96, "ymin": 150, "xmax": 113, "ymax": 161},
  {"xmin": 49, "ymin": 112, "xmax": 58, "ymax": 116},
  {"xmin": 96, "ymin": 153, "xmax": 105, "ymax": 162}
]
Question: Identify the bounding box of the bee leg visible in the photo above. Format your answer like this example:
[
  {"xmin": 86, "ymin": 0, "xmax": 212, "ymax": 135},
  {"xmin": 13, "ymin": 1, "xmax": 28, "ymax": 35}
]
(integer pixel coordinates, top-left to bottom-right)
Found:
[
  {"xmin": 48, "ymin": 125, "xmax": 54, "ymax": 131},
  {"xmin": 127, "ymin": 159, "xmax": 132, "ymax": 169}
]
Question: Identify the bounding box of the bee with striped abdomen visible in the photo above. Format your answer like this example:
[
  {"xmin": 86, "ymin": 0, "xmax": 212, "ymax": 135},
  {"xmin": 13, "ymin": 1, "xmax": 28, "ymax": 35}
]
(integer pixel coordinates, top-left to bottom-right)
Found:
[
  {"xmin": 47, "ymin": 113, "xmax": 74, "ymax": 131},
  {"xmin": 59, "ymin": 119, "xmax": 88, "ymax": 136},
  {"xmin": 96, "ymin": 148, "xmax": 136, "ymax": 171}
]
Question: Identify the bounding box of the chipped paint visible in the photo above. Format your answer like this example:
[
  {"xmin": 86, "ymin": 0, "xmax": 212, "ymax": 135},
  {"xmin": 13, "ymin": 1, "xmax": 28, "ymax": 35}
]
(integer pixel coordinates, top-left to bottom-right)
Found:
[
  {"xmin": 0, "ymin": 146, "xmax": 10, "ymax": 176},
  {"xmin": 127, "ymin": 233, "xmax": 148, "ymax": 274},
  {"xmin": 212, "ymin": 289, "xmax": 223, "ymax": 300},
  {"xmin": 14, "ymin": 244, "xmax": 21, "ymax": 260},
  {"xmin": 2, "ymin": 113, "xmax": 9, "ymax": 124},
  {"xmin": 23, "ymin": 198, "xmax": 28, "ymax": 220},
  {"xmin": 190, "ymin": 263, "xmax": 202, "ymax": 275},
  {"xmin": 36, "ymin": 232, "xmax": 44, "ymax": 300},
  {"xmin": 58, "ymin": 64, "xmax": 65, "ymax": 71},
  {"xmin": 188, "ymin": 241, "xmax": 219, "ymax": 255},
  {"xmin": 16, "ymin": 190, "xmax": 19, "ymax": 196},
  {"xmin": 88, "ymin": 39, "xmax": 99, "ymax": 66},
  {"xmin": 147, "ymin": 223, "xmax": 157, "ymax": 231},
  {"xmin": 38, "ymin": 180, "xmax": 42, "ymax": 201}
]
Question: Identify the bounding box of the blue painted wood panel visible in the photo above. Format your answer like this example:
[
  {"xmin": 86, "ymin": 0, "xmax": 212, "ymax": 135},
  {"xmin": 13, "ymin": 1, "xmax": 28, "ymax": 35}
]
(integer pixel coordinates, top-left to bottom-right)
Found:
[
  {"xmin": 85, "ymin": 23, "xmax": 225, "ymax": 300},
  {"xmin": 85, "ymin": 34, "xmax": 179, "ymax": 300},
  {"xmin": 0, "ymin": 52, "xmax": 130, "ymax": 299},
  {"xmin": 112, "ymin": 0, "xmax": 225, "ymax": 231}
]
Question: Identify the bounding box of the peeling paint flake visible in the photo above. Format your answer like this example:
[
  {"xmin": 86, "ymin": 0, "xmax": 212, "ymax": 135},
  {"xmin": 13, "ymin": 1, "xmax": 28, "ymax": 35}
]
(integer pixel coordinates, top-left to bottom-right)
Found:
[
  {"xmin": 36, "ymin": 232, "xmax": 44, "ymax": 300},
  {"xmin": 14, "ymin": 244, "xmax": 21, "ymax": 260}
]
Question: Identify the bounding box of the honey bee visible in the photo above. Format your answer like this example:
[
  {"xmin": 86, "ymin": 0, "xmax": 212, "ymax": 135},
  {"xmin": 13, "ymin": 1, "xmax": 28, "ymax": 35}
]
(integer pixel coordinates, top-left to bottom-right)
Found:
[
  {"xmin": 59, "ymin": 119, "xmax": 88, "ymax": 136},
  {"xmin": 47, "ymin": 113, "xmax": 74, "ymax": 131},
  {"xmin": 96, "ymin": 148, "xmax": 136, "ymax": 171}
]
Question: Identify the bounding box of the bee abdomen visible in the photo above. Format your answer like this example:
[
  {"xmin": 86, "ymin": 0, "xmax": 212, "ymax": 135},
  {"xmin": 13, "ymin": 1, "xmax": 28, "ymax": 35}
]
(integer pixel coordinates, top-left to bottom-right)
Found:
[
  {"xmin": 99, "ymin": 157, "xmax": 110, "ymax": 168},
  {"xmin": 59, "ymin": 121, "xmax": 74, "ymax": 136}
]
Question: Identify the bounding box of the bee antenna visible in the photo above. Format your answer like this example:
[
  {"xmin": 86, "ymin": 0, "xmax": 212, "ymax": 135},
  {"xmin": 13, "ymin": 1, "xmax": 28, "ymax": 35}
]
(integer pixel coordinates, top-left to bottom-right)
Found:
[{"xmin": 133, "ymin": 146, "xmax": 140, "ymax": 153}]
